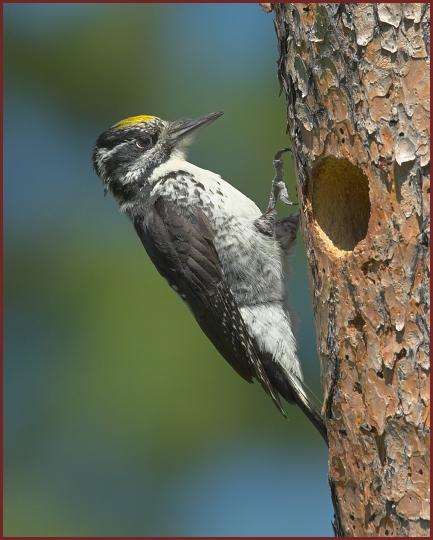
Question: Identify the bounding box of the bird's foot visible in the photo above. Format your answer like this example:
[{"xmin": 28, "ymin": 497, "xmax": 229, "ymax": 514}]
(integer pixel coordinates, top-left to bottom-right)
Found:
[
  {"xmin": 254, "ymin": 210, "xmax": 276, "ymax": 237},
  {"xmin": 265, "ymin": 147, "xmax": 297, "ymax": 214}
]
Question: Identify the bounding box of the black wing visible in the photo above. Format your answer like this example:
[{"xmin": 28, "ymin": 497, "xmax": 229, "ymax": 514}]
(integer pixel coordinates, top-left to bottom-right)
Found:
[{"xmin": 133, "ymin": 196, "xmax": 284, "ymax": 414}]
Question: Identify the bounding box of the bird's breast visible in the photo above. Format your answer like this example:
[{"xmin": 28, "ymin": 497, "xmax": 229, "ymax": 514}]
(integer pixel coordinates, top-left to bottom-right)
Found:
[{"xmin": 151, "ymin": 160, "xmax": 285, "ymax": 306}]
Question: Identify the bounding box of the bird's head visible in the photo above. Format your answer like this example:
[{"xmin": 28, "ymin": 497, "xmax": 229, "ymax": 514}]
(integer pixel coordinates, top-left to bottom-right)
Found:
[{"xmin": 92, "ymin": 111, "xmax": 223, "ymax": 195}]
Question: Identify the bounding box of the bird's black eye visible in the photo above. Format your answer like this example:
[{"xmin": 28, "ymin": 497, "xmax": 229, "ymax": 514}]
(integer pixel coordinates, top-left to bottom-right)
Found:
[{"xmin": 135, "ymin": 136, "xmax": 152, "ymax": 150}]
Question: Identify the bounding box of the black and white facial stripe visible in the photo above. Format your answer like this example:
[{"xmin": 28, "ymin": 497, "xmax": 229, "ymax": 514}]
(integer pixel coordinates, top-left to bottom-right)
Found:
[{"xmin": 92, "ymin": 117, "xmax": 171, "ymax": 198}]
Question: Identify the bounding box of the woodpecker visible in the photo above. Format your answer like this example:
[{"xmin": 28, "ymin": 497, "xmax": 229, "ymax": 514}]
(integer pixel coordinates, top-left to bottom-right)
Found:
[{"xmin": 92, "ymin": 112, "xmax": 327, "ymax": 443}]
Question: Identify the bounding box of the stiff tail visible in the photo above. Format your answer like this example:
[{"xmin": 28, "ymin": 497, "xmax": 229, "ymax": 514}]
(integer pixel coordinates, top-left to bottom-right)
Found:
[
  {"xmin": 267, "ymin": 361, "xmax": 328, "ymax": 445},
  {"xmin": 283, "ymin": 371, "xmax": 328, "ymax": 445}
]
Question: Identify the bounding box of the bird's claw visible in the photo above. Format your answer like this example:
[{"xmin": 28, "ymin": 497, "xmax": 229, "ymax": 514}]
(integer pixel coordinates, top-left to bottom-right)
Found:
[
  {"xmin": 275, "ymin": 181, "xmax": 297, "ymax": 207},
  {"xmin": 266, "ymin": 148, "xmax": 297, "ymax": 213},
  {"xmin": 273, "ymin": 147, "xmax": 292, "ymax": 162}
]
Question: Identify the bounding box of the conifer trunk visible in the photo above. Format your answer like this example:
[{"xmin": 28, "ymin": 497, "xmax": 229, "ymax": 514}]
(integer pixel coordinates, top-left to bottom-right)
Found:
[{"xmin": 273, "ymin": 3, "xmax": 430, "ymax": 536}]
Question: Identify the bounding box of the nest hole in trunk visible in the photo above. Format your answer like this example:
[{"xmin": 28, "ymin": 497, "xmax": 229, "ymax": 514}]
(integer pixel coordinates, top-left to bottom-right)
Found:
[{"xmin": 309, "ymin": 157, "xmax": 371, "ymax": 252}]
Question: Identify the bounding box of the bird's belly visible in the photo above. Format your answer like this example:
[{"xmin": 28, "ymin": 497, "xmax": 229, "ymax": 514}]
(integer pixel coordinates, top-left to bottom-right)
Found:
[
  {"xmin": 214, "ymin": 218, "xmax": 285, "ymax": 306},
  {"xmin": 153, "ymin": 169, "xmax": 286, "ymax": 305}
]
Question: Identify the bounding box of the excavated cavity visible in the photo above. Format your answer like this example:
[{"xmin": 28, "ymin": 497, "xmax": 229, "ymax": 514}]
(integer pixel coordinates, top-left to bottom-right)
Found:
[{"xmin": 309, "ymin": 157, "xmax": 371, "ymax": 252}]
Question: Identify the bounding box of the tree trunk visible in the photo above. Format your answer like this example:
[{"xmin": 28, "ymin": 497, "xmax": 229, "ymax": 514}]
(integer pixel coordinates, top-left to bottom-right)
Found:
[{"xmin": 273, "ymin": 3, "xmax": 430, "ymax": 537}]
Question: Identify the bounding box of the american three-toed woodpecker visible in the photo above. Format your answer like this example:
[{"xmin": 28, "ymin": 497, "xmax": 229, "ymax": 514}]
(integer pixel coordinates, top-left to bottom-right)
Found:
[{"xmin": 92, "ymin": 112, "xmax": 326, "ymax": 442}]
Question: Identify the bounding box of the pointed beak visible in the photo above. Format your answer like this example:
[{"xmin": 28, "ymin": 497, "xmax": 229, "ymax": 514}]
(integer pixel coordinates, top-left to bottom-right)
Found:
[{"xmin": 167, "ymin": 111, "xmax": 223, "ymax": 144}]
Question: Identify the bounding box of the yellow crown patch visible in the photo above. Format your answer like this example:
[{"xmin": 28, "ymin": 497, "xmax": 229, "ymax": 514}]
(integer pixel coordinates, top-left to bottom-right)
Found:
[{"xmin": 113, "ymin": 115, "xmax": 157, "ymax": 129}]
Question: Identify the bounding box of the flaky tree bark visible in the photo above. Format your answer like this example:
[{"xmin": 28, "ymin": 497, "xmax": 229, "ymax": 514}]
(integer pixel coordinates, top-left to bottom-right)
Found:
[{"xmin": 272, "ymin": 3, "xmax": 430, "ymax": 537}]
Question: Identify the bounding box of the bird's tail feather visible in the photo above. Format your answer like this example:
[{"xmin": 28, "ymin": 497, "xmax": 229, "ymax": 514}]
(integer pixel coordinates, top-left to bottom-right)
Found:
[
  {"xmin": 283, "ymin": 371, "xmax": 328, "ymax": 445},
  {"xmin": 267, "ymin": 362, "xmax": 328, "ymax": 444}
]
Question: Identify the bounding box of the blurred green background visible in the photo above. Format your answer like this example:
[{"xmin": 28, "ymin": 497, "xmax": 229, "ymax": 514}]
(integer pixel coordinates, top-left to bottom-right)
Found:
[{"xmin": 4, "ymin": 3, "xmax": 332, "ymax": 536}]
